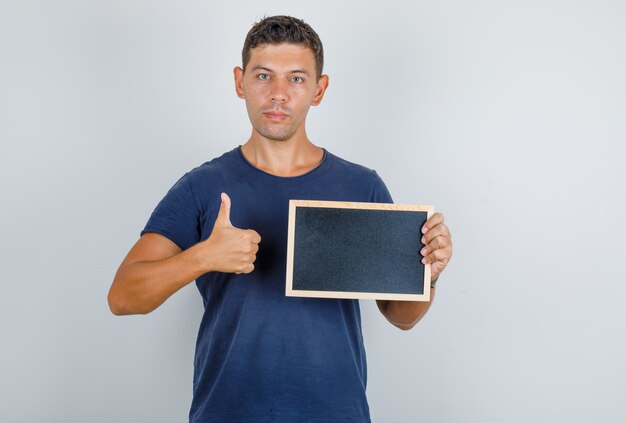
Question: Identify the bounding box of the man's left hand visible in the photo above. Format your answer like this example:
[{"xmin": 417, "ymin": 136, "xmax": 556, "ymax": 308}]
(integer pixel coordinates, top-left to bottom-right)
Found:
[{"xmin": 420, "ymin": 213, "xmax": 452, "ymax": 282}]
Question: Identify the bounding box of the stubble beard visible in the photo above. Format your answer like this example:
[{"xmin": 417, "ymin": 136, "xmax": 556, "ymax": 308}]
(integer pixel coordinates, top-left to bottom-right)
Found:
[
  {"xmin": 253, "ymin": 115, "xmax": 301, "ymax": 142},
  {"xmin": 256, "ymin": 125, "xmax": 294, "ymax": 142}
]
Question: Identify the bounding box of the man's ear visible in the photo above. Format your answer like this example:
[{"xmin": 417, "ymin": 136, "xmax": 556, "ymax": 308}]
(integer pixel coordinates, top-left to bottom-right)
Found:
[
  {"xmin": 311, "ymin": 74, "xmax": 329, "ymax": 106},
  {"xmin": 233, "ymin": 66, "xmax": 245, "ymax": 99}
]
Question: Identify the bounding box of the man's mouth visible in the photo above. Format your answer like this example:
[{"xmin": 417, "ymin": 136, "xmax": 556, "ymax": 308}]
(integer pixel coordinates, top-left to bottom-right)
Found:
[{"xmin": 263, "ymin": 111, "xmax": 289, "ymax": 121}]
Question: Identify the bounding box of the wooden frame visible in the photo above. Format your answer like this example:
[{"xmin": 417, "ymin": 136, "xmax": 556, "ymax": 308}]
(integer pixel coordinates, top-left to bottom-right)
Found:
[{"xmin": 286, "ymin": 200, "xmax": 434, "ymax": 301}]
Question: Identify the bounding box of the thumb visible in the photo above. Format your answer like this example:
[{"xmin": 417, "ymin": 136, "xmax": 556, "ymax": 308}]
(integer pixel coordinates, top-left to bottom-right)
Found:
[{"xmin": 215, "ymin": 192, "xmax": 232, "ymax": 227}]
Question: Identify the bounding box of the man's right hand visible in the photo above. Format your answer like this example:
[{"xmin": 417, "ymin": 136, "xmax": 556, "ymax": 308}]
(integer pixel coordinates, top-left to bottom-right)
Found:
[
  {"xmin": 200, "ymin": 192, "xmax": 261, "ymax": 274},
  {"xmin": 108, "ymin": 192, "xmax": 261, "ymax": 315}
]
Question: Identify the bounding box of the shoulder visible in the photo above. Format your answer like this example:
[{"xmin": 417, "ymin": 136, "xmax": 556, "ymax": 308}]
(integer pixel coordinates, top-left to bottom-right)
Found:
[
  {"xmin": 179, "ymin": 147, "xmax": 240, "ymax": 189},
  {"xmin": 325, "ymin": 150, "xmax": 393, "ymax": 203},
  {"xmin": 325, "ymin": 150, "xmax": 381, "ymax": 182},
  {"xmin": 326, "ymin": 151, "xmax": 382, "ymax": 184}
]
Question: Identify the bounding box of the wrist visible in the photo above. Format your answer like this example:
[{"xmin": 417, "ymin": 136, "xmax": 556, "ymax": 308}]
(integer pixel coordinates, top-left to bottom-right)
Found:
[
  {"xmin": 430, "ymin": 276, "xmax": 439, "ymax": 289},
  {"xmin": 188, "ymin": 240, "xmax": 216, "ymax": 274}
]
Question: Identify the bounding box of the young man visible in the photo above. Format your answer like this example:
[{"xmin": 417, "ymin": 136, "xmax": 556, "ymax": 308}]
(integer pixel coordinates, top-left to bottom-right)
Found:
[{"xmin": 108, "ymin": 15, "xmax": 452, "ymax": 422}]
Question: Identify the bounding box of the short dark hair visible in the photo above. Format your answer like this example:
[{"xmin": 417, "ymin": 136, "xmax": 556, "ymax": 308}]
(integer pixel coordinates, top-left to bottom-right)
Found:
[{"xmin": 242, "ymin": 15, "xmax": 324, "ymax": 80}]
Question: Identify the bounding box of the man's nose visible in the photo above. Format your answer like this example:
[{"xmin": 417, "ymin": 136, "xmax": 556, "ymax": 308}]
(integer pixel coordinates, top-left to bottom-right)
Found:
[{"xmin": 270, "ymin": 81, "xmax": 288, "ymax": 102}]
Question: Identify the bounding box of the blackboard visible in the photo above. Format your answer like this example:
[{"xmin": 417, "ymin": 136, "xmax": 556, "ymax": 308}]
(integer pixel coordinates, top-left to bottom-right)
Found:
[{"xmin": 286, "ymin": 200, "xmax": 434, "ymax": 301}]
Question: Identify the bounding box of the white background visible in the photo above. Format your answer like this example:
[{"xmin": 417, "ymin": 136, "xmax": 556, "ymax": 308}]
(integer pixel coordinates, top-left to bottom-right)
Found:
[{"xmin": 1, "ymin": 0, "xmax": 625, "ymax": 422}]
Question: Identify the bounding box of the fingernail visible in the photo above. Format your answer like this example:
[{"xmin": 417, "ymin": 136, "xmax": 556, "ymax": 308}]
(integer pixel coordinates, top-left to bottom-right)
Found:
[
  {"xmin": 422, "ymin": 226, "xmax": 428, "ymax": 234},
  {"xmin": 421, "ymin": 237, "xmax": 425, "ymax": 244},
  {"xmin": 421, "ymin": 257, "xmax": 427, "ymax": 264},
  {"xmin": 420, "ymin": 248, "xmax": 427, "ymax": 256}
]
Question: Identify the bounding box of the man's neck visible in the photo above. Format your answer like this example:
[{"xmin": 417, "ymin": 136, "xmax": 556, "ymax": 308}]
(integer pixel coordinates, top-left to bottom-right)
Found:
[{"xmin": 241, "ymin": 135, "xmax": 324, "ymax": 177}]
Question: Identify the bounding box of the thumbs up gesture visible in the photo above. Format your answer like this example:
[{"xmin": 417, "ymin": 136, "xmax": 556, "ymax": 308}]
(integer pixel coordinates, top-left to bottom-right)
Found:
[{"xmin": 202, "ymin": 193, "xmax": 261, "ymax": 274}]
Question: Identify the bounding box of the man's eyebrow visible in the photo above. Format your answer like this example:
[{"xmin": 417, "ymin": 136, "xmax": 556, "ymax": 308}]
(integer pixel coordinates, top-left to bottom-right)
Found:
[
  {"xmin": 250, "ymin": 66, "xmax": 310, "ymax": 76},
  {"xmin": 251, "ymin": 66, "xmax": 273, "ymax": 73}
]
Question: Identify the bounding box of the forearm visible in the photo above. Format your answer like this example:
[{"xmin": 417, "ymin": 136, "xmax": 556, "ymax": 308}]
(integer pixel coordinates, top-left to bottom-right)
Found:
[
  {"xmin": 108, "ymin": 244, "xmax": 208, "ymax": 315},
  {"xmin": 377, "ymin": 287, "xmax": 436, "ymax": 330}
]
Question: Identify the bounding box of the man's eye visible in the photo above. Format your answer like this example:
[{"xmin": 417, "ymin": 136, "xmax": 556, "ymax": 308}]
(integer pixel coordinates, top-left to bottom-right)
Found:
[
  {"xmin": 291, "ymin": 76, "xmax": 303, "ymax": 83},
  {"xmin": 258, "ymin": 74, "xmax": 270, "ymax": 80}
]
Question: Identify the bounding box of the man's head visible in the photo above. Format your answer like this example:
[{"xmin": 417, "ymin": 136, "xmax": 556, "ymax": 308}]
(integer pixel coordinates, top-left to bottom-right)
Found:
[
  {"xmin": 242, "ymin": 15, "xmax": 324, "ymax": 81},
  {"xmin": 234, "ymin": 16, "xmax": 329, "ymax": 143}
]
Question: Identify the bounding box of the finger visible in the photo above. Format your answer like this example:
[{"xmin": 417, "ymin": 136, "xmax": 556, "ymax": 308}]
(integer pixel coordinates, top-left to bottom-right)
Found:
[
  {"xmin": 245, "ymin": 241, "xmax": 259, "ymax": 254},
  {"xmin": 420, "ymin": 236, "xmax": 449, "ymax": 256},
  {"xmin": 421, "ymin": 245, "xmax": 452, "ymax": 265},
  {"xmin": 247, "ymin": 229, "xmax": 262, "ymax": 244},
  {"xmin": 241, "ymin": 263, "xmax": 255, "ymax": 274},
  {"xmin": 421, "ymin": 213, "xmax": 444, "ymax": 234},
  {"xmin": 216, "ymin": 192, "xmax": 232, "ymax": 227},
  {"xmin": 421, "ymin": 223, "xmax": 450, "ymax": 245}
]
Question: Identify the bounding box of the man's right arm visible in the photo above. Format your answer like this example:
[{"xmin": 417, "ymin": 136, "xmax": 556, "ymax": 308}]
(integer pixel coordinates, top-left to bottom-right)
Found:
[
  {"xmin": 107, "ymin": 193, "xmax": 260, "ymax": 315},
  {"xmin": 108, "ymin": 233, "xmax": 206, "ymax": 315}
]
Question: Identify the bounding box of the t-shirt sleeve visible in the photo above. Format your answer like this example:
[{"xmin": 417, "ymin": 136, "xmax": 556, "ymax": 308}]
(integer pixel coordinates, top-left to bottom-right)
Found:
[
  {"xmin": 370, "ymin": 170, "xmax": 394, "ymax": 204},
  {"xmin": 140, "ymin": 173, "xmax": 201, "ymax": 251}
]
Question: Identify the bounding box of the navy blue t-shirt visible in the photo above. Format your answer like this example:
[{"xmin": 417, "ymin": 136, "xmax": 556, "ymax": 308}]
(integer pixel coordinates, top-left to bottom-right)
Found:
[{"xmin": 141, "ymin": 146, "xmax": 393, "ymax": 423}]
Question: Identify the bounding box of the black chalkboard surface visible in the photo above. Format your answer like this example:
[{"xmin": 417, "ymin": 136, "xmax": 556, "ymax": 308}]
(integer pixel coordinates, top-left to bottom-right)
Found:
[{"xmin": 286, "ymin": 200, "xmax": 434, "ymax": 301}]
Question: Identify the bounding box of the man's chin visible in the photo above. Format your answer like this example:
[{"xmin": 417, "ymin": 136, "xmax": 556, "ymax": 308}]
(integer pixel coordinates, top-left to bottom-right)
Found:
[{"xmin": 257, "ymin": 129, "xmax": 295, "ymax": 142}]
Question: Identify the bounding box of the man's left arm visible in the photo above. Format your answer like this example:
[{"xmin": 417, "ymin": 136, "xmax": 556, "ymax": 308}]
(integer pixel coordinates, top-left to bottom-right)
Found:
[{"xmin": 377, "ymin": 212, "xmax": 452, "ymax": 330}]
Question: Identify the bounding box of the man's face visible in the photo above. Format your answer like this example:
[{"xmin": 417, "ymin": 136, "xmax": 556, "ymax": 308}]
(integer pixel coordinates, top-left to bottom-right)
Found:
[{"xmin": 234, "ymin": 43, "xmax": 328, "ymax": 142}]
